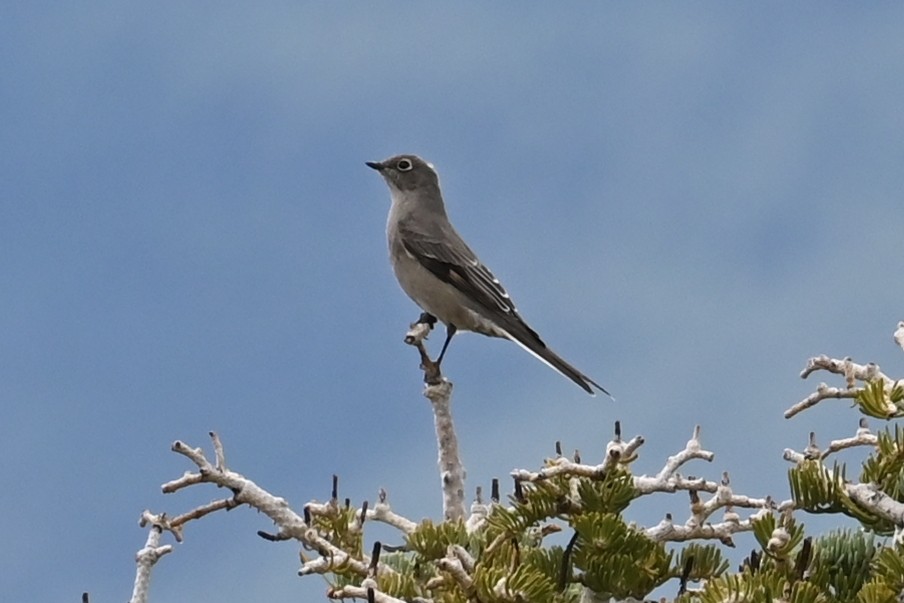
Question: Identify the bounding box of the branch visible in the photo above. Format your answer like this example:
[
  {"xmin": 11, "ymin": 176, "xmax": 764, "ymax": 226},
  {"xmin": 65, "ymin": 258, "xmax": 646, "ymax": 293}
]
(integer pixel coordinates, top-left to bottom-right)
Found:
[
  {"xmin": 512, "ymin": 425, "xmax": 776, "ymax": 544},
  {"xmin": 404, "ymin": 319, "xmax": 466, "ymax": 522},
  {"xmin": 419, "ymin": 380, "xmax": 467, "ymax": 521},
  {"xmin": 327, "ymin": 581, "xmax": 407, "ymax": 602},
  {"xmin": 846, "ymin": 483, "xmax": 904, "ymax": 530},
  {"xmin": 164, "ymin": 439, "xmax": 309, "ymax": 539},
  {"xmin": 634, "ymin": 425, "xmax": 714, "ymax": 496},
  {"xmin": 799, "ymin": 355, "xmax": 887, "ymax": 383},
  {"xmin": 153, "ymin": 433, "xmax": 404, "ymax": 585},
  {"xmin": 645, "ymin": 509, "xmax": 768, "ymax": 545},
  {"xmin": 435, "ymin": 554, "xmax": 475, "ymax": 592},
  {"xmin": 369, "ymin": 489, "xmax": 419, "ymax": 534},
  {"xmin": 129, "ymin": 513, "xmax": 173, "ymax": 603},
  {"xmin": 782, "ymin": 421, "xmax": 878, "ymax": 464},
  {"xmin": 510, "ymin": 424, "xmax": 645, "ymax": 483},
  {"xmin": 404, "ymin": 314, "xmax": 443, "ymax": 386},
  {"xmin": 509, "ymin": 448, "xmax": 636, "ymax": 483},
  {"xmin": 631, "ymin": 426, "xmax": 774, "ymax": 522},
  {"xmin": 787, "ymin": 355, "xmax": 889, "ymax": 418}
]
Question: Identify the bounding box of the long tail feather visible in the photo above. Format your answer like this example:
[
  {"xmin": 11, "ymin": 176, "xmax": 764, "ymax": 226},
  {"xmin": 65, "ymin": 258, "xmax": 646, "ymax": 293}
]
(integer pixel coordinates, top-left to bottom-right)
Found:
[{"xmin": 502, "ymin": 330, "xmax": 611, "ymax": 398}]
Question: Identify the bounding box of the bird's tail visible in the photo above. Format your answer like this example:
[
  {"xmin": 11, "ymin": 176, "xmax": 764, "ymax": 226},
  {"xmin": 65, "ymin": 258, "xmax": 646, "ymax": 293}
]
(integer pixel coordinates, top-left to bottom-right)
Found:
[{"xmin": 503, "ymin": 330, "xmax": 611, "ymax": 398}]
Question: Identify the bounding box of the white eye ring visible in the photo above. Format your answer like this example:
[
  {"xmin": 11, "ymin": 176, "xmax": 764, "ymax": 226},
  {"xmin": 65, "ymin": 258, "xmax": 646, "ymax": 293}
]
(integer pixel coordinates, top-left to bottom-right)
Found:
[{"xmin": 397, "ymin": 158, "xmax": 413, "ymax": 171}]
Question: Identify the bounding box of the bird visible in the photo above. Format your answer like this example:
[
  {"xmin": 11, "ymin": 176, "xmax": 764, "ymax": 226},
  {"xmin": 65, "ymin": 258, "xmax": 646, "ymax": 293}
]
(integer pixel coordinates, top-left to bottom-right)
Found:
[{"xmin": 366, "ymin": 154, "xmax": 609, "ymax": 396}]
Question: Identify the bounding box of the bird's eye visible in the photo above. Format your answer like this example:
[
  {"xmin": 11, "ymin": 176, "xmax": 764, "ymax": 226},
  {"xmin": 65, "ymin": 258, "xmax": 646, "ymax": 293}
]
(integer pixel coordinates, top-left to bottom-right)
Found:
[{"xmin": 397, "ymin": 159, "xmax": 413, "ymax": 172}]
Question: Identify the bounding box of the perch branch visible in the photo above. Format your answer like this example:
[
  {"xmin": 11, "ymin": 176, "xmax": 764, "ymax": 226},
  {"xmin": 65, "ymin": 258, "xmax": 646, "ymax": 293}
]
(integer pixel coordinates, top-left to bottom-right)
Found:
[
  {"xmin": 402, "ymin": 318, "xmax": 466, "ymax": 522},
  {"xmin": 129, "ymin": 513, "xmax": 173, "ymax": 603}
]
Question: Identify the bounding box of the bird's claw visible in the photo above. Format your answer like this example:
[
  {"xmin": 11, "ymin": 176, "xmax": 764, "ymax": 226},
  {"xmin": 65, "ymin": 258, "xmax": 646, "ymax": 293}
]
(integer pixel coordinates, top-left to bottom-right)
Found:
[{"xmin": 416, "ymin": 312, "xmax": 437, "ymax": 328}]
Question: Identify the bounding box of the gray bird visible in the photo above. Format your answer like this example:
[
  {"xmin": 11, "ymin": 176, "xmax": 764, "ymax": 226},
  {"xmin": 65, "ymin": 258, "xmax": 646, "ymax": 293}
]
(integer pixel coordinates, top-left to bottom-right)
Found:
[{"xmin": 367, "ymin": 154, "xmax": 609, "ymax": 396}]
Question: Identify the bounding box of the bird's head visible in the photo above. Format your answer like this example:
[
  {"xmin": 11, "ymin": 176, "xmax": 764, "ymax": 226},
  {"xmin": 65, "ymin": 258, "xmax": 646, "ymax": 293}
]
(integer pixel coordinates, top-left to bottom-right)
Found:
[{"xmin": 366, "ymin": 155, "xmax": 439, "ymax": 192}]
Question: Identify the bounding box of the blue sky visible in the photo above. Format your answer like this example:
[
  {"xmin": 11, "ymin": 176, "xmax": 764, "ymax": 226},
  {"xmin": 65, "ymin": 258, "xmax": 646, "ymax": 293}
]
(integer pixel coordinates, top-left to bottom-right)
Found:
[{"xmin": 3, "ymin": 4, "xmax": 904, "ymax": 602}]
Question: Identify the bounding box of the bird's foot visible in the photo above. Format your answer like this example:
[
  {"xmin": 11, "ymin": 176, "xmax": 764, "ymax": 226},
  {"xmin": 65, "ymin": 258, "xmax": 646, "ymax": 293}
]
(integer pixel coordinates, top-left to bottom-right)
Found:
[
  {"xmin": 404, "ymin": 312, "xmax": 436, "ymax": 345},
  {"xmin": 416, "ymin": 312, "xmax": 437, "ymax": 327}
]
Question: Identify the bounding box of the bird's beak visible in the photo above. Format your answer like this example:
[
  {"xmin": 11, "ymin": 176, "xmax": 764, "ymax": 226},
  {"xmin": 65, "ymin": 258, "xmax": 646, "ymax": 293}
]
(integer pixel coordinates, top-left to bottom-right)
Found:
[{"xmin": 365, "ymin": 161, "xmax": 384, "ymax": 171}]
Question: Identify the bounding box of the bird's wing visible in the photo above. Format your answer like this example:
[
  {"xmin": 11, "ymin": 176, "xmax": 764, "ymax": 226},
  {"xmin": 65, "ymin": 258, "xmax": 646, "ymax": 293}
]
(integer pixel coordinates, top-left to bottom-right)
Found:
[{"xmin": 397, "ymin": 223, "xmax": 540, "ymax": 336}]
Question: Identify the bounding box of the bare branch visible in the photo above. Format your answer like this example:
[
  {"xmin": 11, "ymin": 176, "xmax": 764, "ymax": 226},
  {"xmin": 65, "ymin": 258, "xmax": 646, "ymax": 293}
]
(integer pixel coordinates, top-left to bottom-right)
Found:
[
  {"xmin": 327, "ymin": 582, "xmax": 407, "ymax": 602},
  {"xmin": 510, "ymin": 434, "xmax": 644, "ymax": 483},
  {"xmin": 785, "ymin": 383, "xmax": 860, "ymax": 419},
  {"xmin": 129, "ymin": 517, "xmax": 173, "ymax": 603},
  {"xmin": 846, "ymin": 483, "xmax": 904, "ymax": 534},
  {"xmin": 424, "ymin": 380, "xmax": 466, "ymax": 521},
  {"xmin": 787, "ymin": 355, "xmax": 890, "ymax": 418},
  {"xmin": 369, "ymin": 496, "xmax": 419, "ymax": 534},
  {"xmin": 645, "ymin": 511, "xmax": 766, "ymax": 545},
  {"xmin": 783, "ymin": 421, "xmax": 879, "ymax": 465},
  {"xmin": 171, "ymin": 498, "xmax": 239, "ymax": 527},
  {"xmin": 399, "ymin": 318, "xmax": 467, "ymax": 522}
]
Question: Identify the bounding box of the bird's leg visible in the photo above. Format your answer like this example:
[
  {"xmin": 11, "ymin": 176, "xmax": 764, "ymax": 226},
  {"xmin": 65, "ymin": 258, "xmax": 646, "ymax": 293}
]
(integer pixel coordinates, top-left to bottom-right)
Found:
[
  {"xmin": 435, "ymin": 324, "xmax": 457, "ymax": 367},
  {"xmin": 420, "ymin": 324, "xmax": 455, "ymax": 386},
  {"xmin": 418, "ymin": 346, "xmax": 442, "ymax": 385}
]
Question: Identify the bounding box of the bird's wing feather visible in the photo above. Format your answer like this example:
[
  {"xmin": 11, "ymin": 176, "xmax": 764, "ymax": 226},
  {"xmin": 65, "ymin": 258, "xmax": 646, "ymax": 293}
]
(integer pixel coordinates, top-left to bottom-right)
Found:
[{"xmin": 398, "ymin": 224, "xmax": 540, "ymax": 338}]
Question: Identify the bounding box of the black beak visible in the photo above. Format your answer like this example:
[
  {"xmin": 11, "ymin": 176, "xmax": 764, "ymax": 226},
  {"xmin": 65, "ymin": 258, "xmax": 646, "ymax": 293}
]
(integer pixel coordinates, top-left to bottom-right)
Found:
[{"xmin": 365, "ymin": 161, "xmax": 384, "ymax": 171}]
